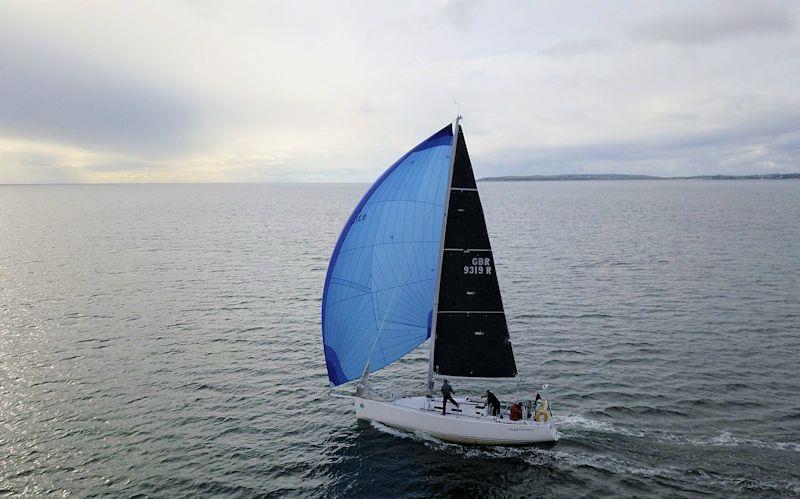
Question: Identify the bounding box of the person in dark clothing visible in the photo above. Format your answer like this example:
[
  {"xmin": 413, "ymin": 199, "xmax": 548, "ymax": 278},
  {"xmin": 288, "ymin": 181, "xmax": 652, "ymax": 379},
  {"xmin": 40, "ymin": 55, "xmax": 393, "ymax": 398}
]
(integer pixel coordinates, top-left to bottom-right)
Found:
[
  {"xmin": 483, "ymin": 390, "xmax": 501, "ymax": 417},
  {"xmin": 441, "ymin": 379, "xmax": 459, "ymax": 415}
]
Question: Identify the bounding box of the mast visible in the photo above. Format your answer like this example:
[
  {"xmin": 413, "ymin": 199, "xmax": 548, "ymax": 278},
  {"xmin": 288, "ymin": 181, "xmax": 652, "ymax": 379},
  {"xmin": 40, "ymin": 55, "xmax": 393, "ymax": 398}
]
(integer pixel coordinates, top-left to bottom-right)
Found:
[{"xmin": 427, "ymin": 116, "xmax": 461, "ymax": 396}]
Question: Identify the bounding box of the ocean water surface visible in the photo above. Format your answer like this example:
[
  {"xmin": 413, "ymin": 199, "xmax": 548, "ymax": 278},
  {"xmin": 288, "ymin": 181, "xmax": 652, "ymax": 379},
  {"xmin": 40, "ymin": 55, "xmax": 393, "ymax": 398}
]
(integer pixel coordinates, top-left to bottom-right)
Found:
[{"xmin": 1, "ymin": 181, "xmax": 799, "ymax": 496}]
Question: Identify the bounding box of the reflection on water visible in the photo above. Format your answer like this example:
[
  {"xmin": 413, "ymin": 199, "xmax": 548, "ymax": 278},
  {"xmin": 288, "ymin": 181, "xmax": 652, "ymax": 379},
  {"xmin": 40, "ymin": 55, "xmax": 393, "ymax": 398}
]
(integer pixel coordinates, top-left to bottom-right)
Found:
[{"xmin": 1, "ymin": 181, "xmax": 799, "ymax": 496}]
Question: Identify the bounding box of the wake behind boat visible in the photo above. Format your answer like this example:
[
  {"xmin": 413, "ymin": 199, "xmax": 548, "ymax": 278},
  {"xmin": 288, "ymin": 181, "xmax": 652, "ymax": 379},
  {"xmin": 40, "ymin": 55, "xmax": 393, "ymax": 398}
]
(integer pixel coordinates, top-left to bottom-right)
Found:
[{"xmin": 322, "ymin": 118, "xmax": 558, "ymax": 445}]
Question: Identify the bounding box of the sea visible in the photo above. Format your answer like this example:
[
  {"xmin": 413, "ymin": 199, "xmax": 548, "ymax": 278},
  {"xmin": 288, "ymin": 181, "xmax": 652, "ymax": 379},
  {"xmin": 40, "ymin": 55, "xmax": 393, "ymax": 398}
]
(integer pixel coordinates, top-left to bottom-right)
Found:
[{"xmin": 1, "ymin": 180, "xmax": 799, "ymax": 497}]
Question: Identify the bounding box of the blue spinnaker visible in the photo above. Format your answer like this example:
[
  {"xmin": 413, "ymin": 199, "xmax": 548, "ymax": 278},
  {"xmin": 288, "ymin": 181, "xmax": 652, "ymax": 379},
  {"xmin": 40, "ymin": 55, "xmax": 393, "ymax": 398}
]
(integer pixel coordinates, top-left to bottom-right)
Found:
[{"xmin": 322, "ymin": 125, "xmax": 453, "ymax": 386}]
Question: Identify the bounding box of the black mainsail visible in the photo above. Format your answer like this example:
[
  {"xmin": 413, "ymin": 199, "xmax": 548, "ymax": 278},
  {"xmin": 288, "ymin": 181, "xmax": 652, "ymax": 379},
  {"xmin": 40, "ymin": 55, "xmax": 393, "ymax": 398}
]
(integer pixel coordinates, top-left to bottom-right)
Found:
[{"xmin": 431, "ymin": 124, "xmax": 517, "ymax": 378}]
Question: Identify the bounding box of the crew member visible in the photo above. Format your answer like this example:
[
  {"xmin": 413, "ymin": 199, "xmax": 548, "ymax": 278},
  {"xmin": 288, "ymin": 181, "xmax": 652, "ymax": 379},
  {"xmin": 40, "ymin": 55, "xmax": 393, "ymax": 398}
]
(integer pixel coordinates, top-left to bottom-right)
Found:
[
  {"xmin": 526, "ymin": 393, "xmax": 543, "ymax": 420},
  {"xmin": 441, "ymin": 379, "xmax": 459, "ymax": 415},
  {"xmin": 483, "ymin": 390, "xmax": 501, "ymax": 417}
]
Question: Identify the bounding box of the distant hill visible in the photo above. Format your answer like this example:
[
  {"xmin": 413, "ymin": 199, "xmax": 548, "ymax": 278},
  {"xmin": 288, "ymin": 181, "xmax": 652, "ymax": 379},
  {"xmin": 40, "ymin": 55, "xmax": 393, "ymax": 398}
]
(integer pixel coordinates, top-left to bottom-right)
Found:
[{"xmin": 479, "ymin": 173, "xmax": 800, "ymax": 182}]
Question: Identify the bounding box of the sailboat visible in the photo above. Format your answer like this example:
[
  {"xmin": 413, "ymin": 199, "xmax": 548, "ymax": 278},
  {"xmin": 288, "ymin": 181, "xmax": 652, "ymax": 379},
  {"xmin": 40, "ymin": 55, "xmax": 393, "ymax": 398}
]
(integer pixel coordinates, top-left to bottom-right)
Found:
[{"xmin": 322, "ymin": 118, "xmax": 559, "ymax": 445}]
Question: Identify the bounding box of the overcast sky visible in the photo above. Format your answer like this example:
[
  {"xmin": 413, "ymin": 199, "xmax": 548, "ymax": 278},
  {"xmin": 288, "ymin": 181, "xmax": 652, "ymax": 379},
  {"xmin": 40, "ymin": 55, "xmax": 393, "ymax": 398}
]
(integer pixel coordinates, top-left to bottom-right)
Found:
[{"xmin": 1, "ymin": 0, "xmax": 799, "ymax": 183}]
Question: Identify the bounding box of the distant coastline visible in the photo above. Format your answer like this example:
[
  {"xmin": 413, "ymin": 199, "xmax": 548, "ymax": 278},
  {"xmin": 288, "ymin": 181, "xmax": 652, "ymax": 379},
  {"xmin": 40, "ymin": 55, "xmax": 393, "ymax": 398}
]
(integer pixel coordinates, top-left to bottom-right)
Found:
[{"xmin": 479, "ymin": 173, "xmax": 800, "ymax": 182}]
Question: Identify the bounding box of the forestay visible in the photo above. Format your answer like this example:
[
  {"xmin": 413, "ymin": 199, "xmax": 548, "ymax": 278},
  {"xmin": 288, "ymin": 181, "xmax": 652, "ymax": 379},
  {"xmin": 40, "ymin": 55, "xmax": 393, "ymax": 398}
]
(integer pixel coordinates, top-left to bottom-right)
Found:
[{"xmin": 322, "ymin": 125, "xmax": 453, "ymax": 386}]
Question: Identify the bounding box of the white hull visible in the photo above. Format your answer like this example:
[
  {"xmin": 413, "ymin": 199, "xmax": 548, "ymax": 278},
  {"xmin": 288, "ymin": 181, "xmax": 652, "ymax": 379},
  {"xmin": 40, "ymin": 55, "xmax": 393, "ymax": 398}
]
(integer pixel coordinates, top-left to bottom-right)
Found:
[{"xmin": 354, "ymin": 396, "xmax": 559, "ymax": 445}]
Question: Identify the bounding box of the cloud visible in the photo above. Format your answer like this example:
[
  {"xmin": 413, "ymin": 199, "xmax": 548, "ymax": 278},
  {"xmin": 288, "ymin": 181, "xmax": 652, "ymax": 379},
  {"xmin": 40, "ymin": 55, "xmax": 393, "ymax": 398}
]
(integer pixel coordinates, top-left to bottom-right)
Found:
[
  {"xmin": 81, "ymin": 162, "xmax": 159, "ymax": 173},
  {"xmin": 441, "ymin": 0, "xmax": 483, "ymax": 31},
  {"xmin": 482, "ymin": 110, "xmax": 800, "ymax": 176},
  {"xmin": 629, "ymin": 1, "xmax": 794, "ymax": 45},
  {"xmin": 0, "ymin": 1, "xmax": 799, "ymax": 183},
  {"xmin": 0, "ymin": 27, "xmax": 202, "ymax": 159},
  {"xmin": 541, "ymin": 37, "xmax": 609, "ymax": 58}
]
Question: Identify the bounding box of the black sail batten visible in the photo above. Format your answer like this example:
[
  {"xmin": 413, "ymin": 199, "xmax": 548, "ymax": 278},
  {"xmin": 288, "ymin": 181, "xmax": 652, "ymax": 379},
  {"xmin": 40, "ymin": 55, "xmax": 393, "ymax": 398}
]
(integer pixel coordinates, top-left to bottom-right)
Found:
[{"xmin": 432, "ymin": 126, "xmax": 517, "ymax": 378}]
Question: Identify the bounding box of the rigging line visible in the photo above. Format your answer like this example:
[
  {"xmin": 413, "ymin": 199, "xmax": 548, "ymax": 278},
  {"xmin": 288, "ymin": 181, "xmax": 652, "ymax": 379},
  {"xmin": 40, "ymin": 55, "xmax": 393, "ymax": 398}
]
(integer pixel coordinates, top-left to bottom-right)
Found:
[
  {"xmin": 326, "ymin": 276, "xmax": 434, "ymax": 309},
  {"xmin": 356, "ymin": 198, "xmax": 444, "ymax": 208},
  {"xmin": 360, "ymin": 244, "xmax": 405, "ymax": 380},
  {"xmin": 360, "ymin": 174, "xmax": 430, "ymax": 379},
  {"xmin": 337, "ymin": 239, "xmax": 440, "ymax": 256}
]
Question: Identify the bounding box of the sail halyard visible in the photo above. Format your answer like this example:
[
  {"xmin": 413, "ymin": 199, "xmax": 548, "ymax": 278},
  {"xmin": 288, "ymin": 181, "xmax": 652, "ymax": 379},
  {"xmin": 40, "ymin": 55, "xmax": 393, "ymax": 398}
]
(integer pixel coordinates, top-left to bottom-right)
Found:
[{"xmin": 426, "ymin": 118, "xmax": 461, "ymax": 396}]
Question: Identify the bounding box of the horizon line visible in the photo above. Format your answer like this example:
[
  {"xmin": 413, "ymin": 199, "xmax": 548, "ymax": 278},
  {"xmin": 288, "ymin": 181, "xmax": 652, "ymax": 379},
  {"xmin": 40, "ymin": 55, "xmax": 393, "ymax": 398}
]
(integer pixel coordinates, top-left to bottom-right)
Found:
[{"xmin": 3, "ymin": 171, "xmax": 800, "ymax": 186}]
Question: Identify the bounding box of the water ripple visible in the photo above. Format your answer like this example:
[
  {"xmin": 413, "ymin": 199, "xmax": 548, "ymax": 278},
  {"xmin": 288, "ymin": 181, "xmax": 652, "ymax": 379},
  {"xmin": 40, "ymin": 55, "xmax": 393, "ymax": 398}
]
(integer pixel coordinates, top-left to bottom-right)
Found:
[{"xmin": 1, "ymin": 182, "xmax": 799, "ymax": 496}]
